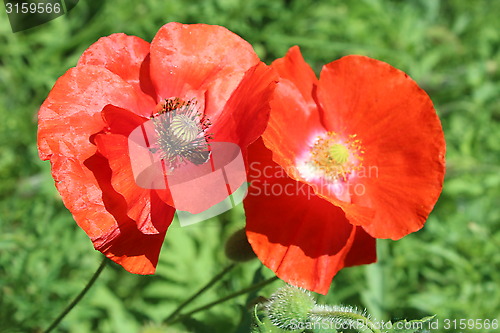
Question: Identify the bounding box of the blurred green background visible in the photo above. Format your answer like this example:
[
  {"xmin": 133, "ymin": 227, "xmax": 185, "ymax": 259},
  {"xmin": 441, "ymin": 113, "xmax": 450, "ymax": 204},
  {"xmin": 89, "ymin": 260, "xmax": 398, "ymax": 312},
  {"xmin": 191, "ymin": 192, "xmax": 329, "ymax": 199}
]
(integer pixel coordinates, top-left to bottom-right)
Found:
[{"xmin": 1, "ymin": 0, "xmax": 499, "ymax": 332}]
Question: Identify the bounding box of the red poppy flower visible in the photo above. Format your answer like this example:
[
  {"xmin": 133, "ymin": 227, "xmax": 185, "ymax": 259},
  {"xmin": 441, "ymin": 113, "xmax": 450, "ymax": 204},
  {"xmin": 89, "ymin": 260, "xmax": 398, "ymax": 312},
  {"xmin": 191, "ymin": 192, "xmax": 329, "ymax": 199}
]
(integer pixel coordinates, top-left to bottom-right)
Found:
[
  {"xmin": 38, "ymin": 22, "xmax": 277, "ymax": 274},
  {"xmin": 244, "ymin": 46, "xmax": 445, "ymax": 294}
]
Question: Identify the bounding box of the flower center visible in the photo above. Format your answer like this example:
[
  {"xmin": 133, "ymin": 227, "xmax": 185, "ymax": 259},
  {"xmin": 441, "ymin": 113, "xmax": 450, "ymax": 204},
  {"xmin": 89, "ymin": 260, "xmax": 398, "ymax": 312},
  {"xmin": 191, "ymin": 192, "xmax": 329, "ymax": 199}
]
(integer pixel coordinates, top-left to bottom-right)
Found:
[
  {"xmin": 328, "ymin": 143, "xmax": 349, "ymax": 164},
  {"xmin": 151, "ymin": 98, "xmax": 212, "ymax": 168},
  {"xmin": 170, "ymin": 114, "xmax": 200, "ymax": 143},
  {"xmin": 308, "ymin": 132, "xmax": 363, "ymax": 182}
]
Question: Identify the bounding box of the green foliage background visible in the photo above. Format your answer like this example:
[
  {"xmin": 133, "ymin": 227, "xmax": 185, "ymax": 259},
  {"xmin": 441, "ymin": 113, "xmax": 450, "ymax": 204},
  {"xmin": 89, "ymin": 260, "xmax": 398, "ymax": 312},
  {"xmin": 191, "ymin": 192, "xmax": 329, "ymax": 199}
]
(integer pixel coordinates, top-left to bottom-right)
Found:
[{"xmin": 1, "ymin": 0, "xmax": 499, "ymax": 332}]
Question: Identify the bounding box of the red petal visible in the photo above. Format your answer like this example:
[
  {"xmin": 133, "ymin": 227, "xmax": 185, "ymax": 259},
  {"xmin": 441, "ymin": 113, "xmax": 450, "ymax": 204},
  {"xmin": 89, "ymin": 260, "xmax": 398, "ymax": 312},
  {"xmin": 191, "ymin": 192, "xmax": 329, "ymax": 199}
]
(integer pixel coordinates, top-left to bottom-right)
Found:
[
  {"xmin": 83, "ymin": 153, "xmax": 171, "ymax": 273},
  {"xmin": 271, "ymin": 46, "xmax": 318, "ymax": 105},
  {"xmin": 343, "ymin": 227, "xmax": 377, "ymax": 267},
  {"xmin": 149, "ymin": 22, "xmax": 260, "ymax": 115},
  {"xmin": 101, "ymin": 104, "xmax": 149, "ymax": 136},
  {"xmin": 38, "ymin": 65, "xmax": 142, "ymax": 161},
  {"xmin": 101, "ymin": 105, "xmax": 175, "ymax": 208},
  {"xmin": 38, "ymin": 66, "xmax": 166, "ymax": 272},
  {"xmin": 244, "ymin": 139, "xmax": 356, "ymax": 294},
  {"xmin": 78, "ymin": 33, "xmax": 156, "ymax": 116},
  {"xmin": 95, "ymin": 132, "xmax": 174, "ymax": 235},
  {"xmin": 317, "ymin": 55, "xmax": 446, "ymax": 239},
  {"xmin": 263, "ymin": 47, "xmax": 325, "ymax": 179},
  {"xmin": 209, "ymin": 62, "xmax": 277, "ymax": 146},
  {"xmin": 102, "ymin": 229, "xmax": 167, "ymax": 274}
]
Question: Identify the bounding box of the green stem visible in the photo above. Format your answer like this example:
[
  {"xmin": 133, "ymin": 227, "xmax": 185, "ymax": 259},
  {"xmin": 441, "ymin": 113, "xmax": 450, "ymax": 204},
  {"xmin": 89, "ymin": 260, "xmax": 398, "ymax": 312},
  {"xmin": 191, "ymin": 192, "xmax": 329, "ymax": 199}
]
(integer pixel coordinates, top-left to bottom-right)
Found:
[
  {"xmin": 44, "ymin": 257, "xmax": 107, "ymax": 333},
  {"xmin": 311, "ymin": 307, "xmax": 382, "ymax": 333},
  {"xmin": 167, "ymin": 276, "xmax": 279, "ymax": 324},
  {"xmin": 165, "ymin": 263, "xmax": 237, "ymax": 322}
]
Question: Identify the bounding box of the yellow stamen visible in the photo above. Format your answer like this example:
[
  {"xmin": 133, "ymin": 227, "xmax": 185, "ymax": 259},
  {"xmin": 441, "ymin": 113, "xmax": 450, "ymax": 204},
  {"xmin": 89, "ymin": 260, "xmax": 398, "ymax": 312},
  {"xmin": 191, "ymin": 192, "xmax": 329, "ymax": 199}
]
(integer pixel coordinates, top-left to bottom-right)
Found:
[{"xmin": 308, "ymin": 132, "xmax": 363, "ymax": 182}]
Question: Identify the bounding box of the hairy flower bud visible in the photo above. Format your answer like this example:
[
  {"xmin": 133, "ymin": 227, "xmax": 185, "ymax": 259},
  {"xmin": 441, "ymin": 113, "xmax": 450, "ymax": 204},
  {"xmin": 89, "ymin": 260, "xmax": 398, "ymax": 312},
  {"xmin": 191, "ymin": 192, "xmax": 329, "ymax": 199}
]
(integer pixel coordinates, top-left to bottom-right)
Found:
[{"xmin": 266, "ymin": 285, "xmax": 316, "ymax": 330}]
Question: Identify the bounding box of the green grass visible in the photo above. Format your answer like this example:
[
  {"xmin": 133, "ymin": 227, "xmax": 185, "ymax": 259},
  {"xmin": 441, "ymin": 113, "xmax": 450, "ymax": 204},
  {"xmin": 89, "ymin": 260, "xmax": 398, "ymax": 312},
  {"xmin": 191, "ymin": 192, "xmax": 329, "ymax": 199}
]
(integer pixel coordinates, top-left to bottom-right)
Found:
[{"xmin": 1, "ymin": 0, "xmax": 499, "ymax": 332}]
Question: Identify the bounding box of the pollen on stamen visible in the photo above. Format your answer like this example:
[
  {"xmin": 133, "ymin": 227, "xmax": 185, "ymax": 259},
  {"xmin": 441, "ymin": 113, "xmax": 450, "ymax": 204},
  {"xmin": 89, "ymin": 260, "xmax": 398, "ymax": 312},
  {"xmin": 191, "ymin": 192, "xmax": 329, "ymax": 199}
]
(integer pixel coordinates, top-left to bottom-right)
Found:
[
  {"xmin": 306, "ymin": 132, "xmax": 364, "ymax": 182},
  {"xmin": 150, "ymin": 98, "xmax": 213, "ymax": 169}
]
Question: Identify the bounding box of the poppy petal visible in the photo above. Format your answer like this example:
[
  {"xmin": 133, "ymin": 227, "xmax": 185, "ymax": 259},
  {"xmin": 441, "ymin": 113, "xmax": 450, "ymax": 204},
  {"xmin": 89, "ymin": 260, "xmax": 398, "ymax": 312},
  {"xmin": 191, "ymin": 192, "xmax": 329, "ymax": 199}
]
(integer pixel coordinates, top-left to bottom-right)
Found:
[
  {"xmin": 317, "ymin": 55, "xmax": 446, "ymax": 239},
  {"xmin": 263, "ymin": 47, "xmax": 326, "ymax": 178},
  {"xmin": 271, "ymin": 46, "xmax": 318, "ymax": 105},
  {"xmin": 101, "ymin": 104, "xmax": 176, "ymax": 207},
  {"xmin": 78, "ymin": 33, "xmax": 156, "ymax": 116},
  {"xmin": 83, "ymin": 152, "xmax": 170, "ymax": 273},
  {"xmin": 95, "ymin": 131, "xmax": 174, "ymax": 235},
  {"xmin": 38, "ymin": 66, "xmax": 165, "ymax": 272},
  {"xmin": 208, "ymin": 62, "xmax": 277, "ymax": 146},
  {"xmin": 101, "ymin": 229, "xmax": 168, "ymax": 274},
  {"xmin": 101, "ymin": 104, "xmax": 149, "ymax": 136},
  {"xmin": 343, "ymin": 226, "xmax": 377, "ymax": 267},
  {"xmin": 149, "ymin": 22, "xmax": 260, "ymax": 117},
  {"xmin": 244, "ymin": 139, "xmax": 356, "ymax": 294}
]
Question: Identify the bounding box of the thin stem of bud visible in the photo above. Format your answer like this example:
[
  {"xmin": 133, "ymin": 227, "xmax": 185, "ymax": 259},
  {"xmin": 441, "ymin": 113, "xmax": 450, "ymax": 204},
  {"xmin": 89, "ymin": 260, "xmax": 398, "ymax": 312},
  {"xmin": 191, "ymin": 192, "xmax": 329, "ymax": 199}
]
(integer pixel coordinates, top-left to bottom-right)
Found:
[
  {"xmin": 167, "ymin": 276, "xmax": 279, "ymax": 324},
  {"xmin": 165, "ymin": 263, "xmax": 237, "ymax": 322}
]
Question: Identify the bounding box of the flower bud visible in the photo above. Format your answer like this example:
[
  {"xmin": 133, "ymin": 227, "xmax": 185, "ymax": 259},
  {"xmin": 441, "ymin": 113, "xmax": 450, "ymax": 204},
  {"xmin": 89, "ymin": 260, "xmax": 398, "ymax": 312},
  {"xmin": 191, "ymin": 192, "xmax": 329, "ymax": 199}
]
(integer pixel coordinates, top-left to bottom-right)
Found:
[
  {"xmin": 224, "ymin": 228, "xmax": 256, "ymax": 262},
  {"xmin": 266, "ymin": 285, "xmax": 316, "ymax": 330}
]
